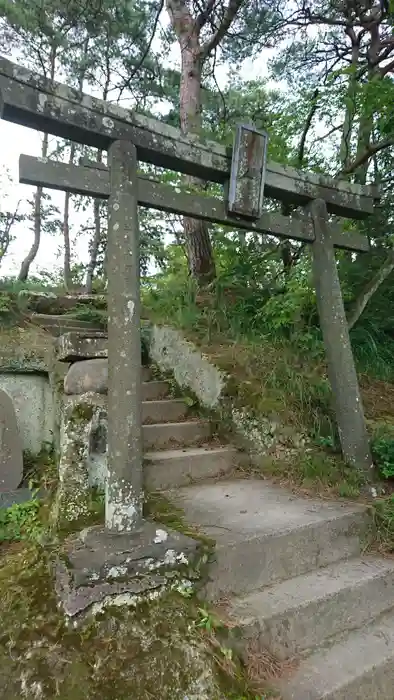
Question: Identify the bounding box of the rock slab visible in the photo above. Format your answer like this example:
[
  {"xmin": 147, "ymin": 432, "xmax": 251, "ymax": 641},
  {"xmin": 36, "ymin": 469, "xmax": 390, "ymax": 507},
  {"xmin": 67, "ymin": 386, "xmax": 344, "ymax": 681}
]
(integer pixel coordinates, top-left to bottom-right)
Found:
[
  {"xmin": 64, "ymin": 358, "xmax": 108, "ymax": 395},
  {"xmin": 55, "ymin": 521, "xmax": 206, "ymax": 618},
  {"xmin": 0, "ymin": 487, "xmax": 35, "ymax": 509},
  {"xmin": 56, "ymin": 332, "xmax": 108, "ymax": 363},
  {"xmin": 0, "ymin": 389, "xmax": 23, "ymax": 490}
]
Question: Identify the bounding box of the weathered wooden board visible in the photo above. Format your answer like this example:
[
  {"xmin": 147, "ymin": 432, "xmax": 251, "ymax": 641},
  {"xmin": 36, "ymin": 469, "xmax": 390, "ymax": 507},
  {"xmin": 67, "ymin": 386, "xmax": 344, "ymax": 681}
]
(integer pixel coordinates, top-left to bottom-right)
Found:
[
  {"xmin": 0, "ymin": 56, "xmax": 378, "ymax": 219},
  {"xmin": 228, "ymin": 124, "xmax": 268, "ymax": 219},
  {"xmin": 19, "ymin": 155, "xmax": 370, "ymax": 253}
]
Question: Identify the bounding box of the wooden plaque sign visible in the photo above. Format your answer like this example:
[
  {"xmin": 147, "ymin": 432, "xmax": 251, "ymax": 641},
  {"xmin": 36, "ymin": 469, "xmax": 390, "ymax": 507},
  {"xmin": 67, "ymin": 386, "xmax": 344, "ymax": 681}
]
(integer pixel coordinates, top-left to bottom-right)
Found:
[{"xmin": 228, "ymin": 123, "xmax": 269, "ymax": 220}]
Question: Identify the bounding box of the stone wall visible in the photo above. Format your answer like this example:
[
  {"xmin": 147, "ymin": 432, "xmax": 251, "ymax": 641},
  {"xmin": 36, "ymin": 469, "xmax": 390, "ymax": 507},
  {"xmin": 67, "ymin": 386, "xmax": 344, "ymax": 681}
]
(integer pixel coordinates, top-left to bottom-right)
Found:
[
  {"xmin": 0, "ymin": 327, "xmax": 56, "ymax": 455},
  {"xmin": 0, "ymin": 373, "xmax": 54, "ymax": 455},
  {"xmin": 149, "ymin": 324, "xmax": 306, "ymax": 465},
  {"xmin": 149, "ymin": 325, "xmax": 225, "ymax": 408}
]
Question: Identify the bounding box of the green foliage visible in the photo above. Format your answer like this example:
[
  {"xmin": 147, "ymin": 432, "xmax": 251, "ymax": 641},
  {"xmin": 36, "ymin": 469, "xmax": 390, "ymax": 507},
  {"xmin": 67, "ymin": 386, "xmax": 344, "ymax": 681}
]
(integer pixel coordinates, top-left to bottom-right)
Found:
[
  {"xmin": 65, "ymin": 304, "xmax": 107, "ymax": 327},
  {"xmin": 0, "ymin": 496, "xmax": 44, "ymax": 543},
  {"xmin": 267, "ymin": 450, "xmax": 364, "ymax": 499},
  {"xmin": 370, "ymin": 495, "xmax": 394, "ymax": 553},
  {"xmin": 371, "ymin": 425, "xmax": 394, "ymax": 479},
  {"xmin": 196, "ymin": 607, "xmax": 222, "ymax": 633}
]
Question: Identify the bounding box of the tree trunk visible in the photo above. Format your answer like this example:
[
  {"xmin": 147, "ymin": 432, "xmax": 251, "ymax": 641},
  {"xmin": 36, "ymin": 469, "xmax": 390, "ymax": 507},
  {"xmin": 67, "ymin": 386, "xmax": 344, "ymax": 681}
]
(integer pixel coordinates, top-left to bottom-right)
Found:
[
  {"xmin": 347, "ymin": 249, "xmax": 394, "ymax": 330},
  {"xmin": 85, "ymin": 184, "xmax": 102, "ymax": 293},
  {"xmin": 62, "ymin": 143, "xmax": 76, "ymax": 291},
  {"xmin": 354, "ymin": 25, "xmax": 380, "ymax": 185},
  {"xmin": 63, "ymin": 190, "xmax": 72, "ymax": 290},
  {"xmin": 339, "ymin": 34, "xmax": 360, "ymax": 171},
  {"xmin": 18, "ymin": 44, "xmax": 56, "ymax": 282},
  {"xmin": 18, "ymin": 134, "xmax": 48, "ymax": 282},
  {"xmin": 86, "ymin": 41, "xmax": 110, "ymax": 293},
  {"xmin": 179, "ymin": 46, "xmax": 215, "ymax": 284}
]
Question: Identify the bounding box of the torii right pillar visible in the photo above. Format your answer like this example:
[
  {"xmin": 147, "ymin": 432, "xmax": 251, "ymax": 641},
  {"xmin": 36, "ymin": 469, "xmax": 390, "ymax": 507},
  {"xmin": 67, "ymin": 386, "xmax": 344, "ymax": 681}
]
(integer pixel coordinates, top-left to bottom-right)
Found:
[{"xmin": 308, "ymin": 198, "xmax": 373, "ymax": 479}]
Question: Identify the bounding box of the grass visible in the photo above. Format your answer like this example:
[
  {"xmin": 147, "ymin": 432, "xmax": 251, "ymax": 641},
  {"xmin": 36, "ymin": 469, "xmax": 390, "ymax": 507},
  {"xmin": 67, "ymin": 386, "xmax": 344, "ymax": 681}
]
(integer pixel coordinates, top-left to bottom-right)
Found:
[
  {"xmin": 143, "ymin": 277, "xmax": 394, "ymax": 506},
  {"xmin": 144, "ymin": 490, "xmax": 216, "ymax": 547},
  {"xmin": 143, "ymin": 282, "xmax": 337, "ymax": 440},
  {"xmin": 256, "ymin": 449, "xmax": 366, "ymax": 500},
  {"xmin": 368, "ymin": 495, "xmax": 394, "ymax": 554},
  {"xmin": 0, "ymin": 497, "xmax": 44, "ymax": 544}
]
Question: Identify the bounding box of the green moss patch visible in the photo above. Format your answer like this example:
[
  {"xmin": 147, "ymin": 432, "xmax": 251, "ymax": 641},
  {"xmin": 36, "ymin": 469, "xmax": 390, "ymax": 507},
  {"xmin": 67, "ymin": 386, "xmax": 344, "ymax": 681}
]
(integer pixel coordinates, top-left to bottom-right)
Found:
[
  {"xmin": 0, "ymin": 544, "xmax": 264, "ymax": 700},
  {"xmin": 145, "ymin": 491, "xmax": 216, "ymax": 548}
]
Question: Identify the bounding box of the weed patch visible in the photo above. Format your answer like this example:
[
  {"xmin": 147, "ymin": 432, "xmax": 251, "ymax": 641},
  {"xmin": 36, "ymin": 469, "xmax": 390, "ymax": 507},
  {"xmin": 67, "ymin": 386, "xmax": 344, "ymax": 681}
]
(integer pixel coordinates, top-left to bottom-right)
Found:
[
  {"xmin": 144, "ymin": 491, "xmax": 216, "ymax": 547},
  {"xmin": 0, "ymin": 497, "xmax": 44, "ymax": 544},
  {"xmin": 257, "ymin": 449, "xmax": 365, "ymax": 499},
  {"xmin": 368, "ymin": 495, "xmax": 394, "ymax": 554}
]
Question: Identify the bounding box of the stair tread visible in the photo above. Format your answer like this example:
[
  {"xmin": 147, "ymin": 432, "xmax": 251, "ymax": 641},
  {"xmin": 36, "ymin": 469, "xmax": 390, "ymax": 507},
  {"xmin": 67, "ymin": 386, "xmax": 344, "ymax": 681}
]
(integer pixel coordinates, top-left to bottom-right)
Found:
[
  {"xmin": 278, "ymin": 610, "xmax": 394, "ymax": 700},
  {"xmin": 143, "ymin": 419, "xmax": 207, "ymax": 428},
  {"xmin": 145, "ymin": 445, "xmax": 236, "ymax": 460},
  {"xmin": 142, "ymin": 398, "xmax": 185, "ymax": 405},
  {"xmin": 170, "ymin": 479, "xmax": 366, "ymax": 546},
  {"xmin": 227, "ymin": 556, "xmax": 394, "ymax": 622}
]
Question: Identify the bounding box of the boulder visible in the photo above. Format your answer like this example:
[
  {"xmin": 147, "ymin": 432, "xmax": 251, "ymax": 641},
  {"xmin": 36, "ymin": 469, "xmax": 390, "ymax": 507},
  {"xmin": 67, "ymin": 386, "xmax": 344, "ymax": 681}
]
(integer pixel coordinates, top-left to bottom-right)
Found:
[{"xmin": 64, "ymin": 359, "xmax": 108, "ymax": 395}]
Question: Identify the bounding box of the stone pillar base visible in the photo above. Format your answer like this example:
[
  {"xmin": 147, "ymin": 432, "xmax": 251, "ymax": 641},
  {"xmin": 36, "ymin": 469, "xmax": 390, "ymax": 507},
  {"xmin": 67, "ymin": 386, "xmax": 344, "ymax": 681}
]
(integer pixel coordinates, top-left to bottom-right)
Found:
[{"xmin": 54, "ymin": 521, "xmax": 207, "ymax": 619}]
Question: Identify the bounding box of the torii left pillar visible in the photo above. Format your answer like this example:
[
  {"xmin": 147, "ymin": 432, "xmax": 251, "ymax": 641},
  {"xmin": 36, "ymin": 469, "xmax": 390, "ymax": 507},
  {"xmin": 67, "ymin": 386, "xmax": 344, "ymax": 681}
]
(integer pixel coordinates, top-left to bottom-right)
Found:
[{"xmin": 106, "ymin": 139, "xmax": 143, "ymax": 531}]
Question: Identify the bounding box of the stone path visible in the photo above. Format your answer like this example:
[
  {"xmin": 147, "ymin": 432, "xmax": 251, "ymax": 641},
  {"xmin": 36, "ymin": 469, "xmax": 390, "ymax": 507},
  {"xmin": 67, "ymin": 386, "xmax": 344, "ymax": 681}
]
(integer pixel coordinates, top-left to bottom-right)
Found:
[
  {"xmin": 138, "ymin": 364, "xmax": 394, "ymax": 699},
  {"xmin": 167, "ymin": 474, "xmax": 394, "ymax": 699}
]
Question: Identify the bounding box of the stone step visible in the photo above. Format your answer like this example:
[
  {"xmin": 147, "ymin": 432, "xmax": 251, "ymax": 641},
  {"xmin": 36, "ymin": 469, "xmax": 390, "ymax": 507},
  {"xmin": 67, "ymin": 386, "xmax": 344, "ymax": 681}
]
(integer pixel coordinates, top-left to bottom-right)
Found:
[
  {"xmin": 30, "ymin": 313, "xmax": 104, "ymax": 336},
  {"xmin": 0, "ymin": 487, "xmax": 38, "ymax": 509},
  {"xmin": 224, "ymin": 556, "xmax": 394, "ymax": 661},
  {"xmin": 142, "ymin": 420, "xmax": 211, "ymax": 449},
  {"xmin": 142, "ymin": 398, "xmax": 187, "ymax": 424},
  {"xmin": 144, "ymin": 446, "xmax": 238, "ymax": 490},
  {"xmin": 142, "ymin": 367, "xmax": 151, "ymax": 382},
  {"xmin": 169, "ymin": 479, "xmax": 368, "ymax": 600},
  {"xmin": 142, "ymin": 380, "xmax": 170, "ymax": 401},
  {"xmin": 277, "ymin": 610, "xmax": 394, "ymax": 700}
]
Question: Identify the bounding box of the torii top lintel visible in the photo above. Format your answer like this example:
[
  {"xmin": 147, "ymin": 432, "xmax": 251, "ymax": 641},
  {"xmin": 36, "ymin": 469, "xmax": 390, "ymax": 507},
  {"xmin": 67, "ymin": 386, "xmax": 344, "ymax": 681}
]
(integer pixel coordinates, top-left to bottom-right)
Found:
[{"xmin": 0, "ymin": 56, "xmax": 379, "ymax": 220}]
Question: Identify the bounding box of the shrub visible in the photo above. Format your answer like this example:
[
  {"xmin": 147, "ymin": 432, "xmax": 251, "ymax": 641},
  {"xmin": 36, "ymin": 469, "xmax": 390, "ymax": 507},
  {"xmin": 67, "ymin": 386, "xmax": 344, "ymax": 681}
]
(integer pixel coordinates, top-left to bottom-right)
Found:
[
  {"xmin": 371, "ymin": 434, "xmax": 394, "ymax": 479},
  {"xmin": 0, "ymin": 497, "xmax": 44, "ymax": 543}
]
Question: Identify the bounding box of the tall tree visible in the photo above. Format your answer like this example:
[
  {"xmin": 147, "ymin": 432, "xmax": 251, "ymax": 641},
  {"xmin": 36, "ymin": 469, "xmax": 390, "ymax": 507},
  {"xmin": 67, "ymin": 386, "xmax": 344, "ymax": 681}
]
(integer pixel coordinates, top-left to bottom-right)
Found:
[
  {"xmin": 0, "ymin": 169, "xmax": 26, "ymax": 269},
  {"xmin": 257, "ymin": 0, "xmax": 394, "ymax": 328},
  {"xmin": 165, "ymin": 0, "xmax": 272, "ymax": 285}
]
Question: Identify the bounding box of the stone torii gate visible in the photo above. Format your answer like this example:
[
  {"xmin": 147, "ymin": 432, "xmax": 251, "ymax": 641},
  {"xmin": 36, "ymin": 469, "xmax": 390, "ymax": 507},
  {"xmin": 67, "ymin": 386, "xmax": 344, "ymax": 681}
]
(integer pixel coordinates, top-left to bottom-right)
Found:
[{"xmin": 0, "ymin": 58, "xmax": 379, "ymax": 541}]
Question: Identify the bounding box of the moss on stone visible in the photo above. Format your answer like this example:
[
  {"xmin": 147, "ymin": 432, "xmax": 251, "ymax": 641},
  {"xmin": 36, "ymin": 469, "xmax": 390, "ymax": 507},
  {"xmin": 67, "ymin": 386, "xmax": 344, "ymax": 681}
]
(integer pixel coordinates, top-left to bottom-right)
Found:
[
  {"xmin": 0, "ymin": 544, "xmax": 261, "ymax": 700},
  {"xmin": 69, "ymin": 402, "xmax": 95, "ymax": 424},
  {"xmin": 23, "ymin": 446, "xmax": 57, "ymax": 491},
  {"xmin": 145, "ymin": 491, "xmax": 216, "ymax": 549},
  {"xmin": 0, "ymin": 326, "xmax": 52, "ymax": 373}
]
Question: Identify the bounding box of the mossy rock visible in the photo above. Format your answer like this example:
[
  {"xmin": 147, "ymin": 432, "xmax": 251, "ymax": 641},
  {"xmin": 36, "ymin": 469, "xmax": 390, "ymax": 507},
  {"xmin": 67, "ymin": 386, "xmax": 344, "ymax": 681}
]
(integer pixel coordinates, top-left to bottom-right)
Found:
[{"xmin": 0, "ymin": 545, "xmax": 257, "ymax": 700}]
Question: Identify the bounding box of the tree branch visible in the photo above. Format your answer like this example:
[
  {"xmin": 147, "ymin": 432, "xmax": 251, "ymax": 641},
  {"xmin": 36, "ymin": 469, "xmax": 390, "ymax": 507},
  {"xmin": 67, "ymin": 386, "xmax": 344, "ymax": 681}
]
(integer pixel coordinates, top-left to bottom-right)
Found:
[
  {"xmin": 196, "ymin": 0, "xmax": 217, "ymax": 30},
  {"xmin": 347, "ymin": 248, "xmax": 394, "ymax": 330},
  {"xmin": 380, "ymin": 57, "xmax": 394, "ymax": 76},
  {"xmin": 339, "ymin": 137, "xmax": 394, "ymax": 176},
  {"xmin": 297, "ymin": 88, "xmax": 319, "ymax": 165},
  {"xmin": 129, "ymin": 0, "xmax": 164, "ymax": 80},
  {"xmin": 165, "ymin": 0, "xmax": 194, "ymax": 42},
  {"xmin": 200, "ymin": 0, "xmax": 245, "ymax": 60}
]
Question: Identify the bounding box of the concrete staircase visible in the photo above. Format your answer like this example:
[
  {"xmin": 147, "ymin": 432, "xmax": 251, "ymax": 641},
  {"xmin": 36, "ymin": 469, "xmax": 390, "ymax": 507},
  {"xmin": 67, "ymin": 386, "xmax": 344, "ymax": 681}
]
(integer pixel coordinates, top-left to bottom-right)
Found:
[
  {"xmin": 141, "ymin": 364, "xmax": 394, "ymax": 699},
  {"xmin": 167, "ymin": 478, "xmax": 394, "ymax": 699},
  {"xmin": 142, "ymin": 366, "xmax": 240, "ymax": 491}
]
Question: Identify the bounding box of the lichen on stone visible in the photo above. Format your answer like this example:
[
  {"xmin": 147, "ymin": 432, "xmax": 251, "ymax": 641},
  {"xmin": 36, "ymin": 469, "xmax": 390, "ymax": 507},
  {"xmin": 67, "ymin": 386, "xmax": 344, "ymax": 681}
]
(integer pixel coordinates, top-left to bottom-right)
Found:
[{"xmin": 52, "ymin": 394, "xmax": 106, "ymax": 530}]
